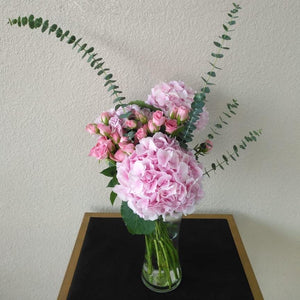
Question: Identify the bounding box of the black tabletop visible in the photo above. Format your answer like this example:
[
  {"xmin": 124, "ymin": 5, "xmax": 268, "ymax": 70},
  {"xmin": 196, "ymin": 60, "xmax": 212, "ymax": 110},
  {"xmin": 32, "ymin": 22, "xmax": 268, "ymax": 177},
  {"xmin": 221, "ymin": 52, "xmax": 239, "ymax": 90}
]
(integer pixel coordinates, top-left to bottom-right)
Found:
[{"xmin": 66, "ymin": 217, "xmax": 254, "ymax": 300}]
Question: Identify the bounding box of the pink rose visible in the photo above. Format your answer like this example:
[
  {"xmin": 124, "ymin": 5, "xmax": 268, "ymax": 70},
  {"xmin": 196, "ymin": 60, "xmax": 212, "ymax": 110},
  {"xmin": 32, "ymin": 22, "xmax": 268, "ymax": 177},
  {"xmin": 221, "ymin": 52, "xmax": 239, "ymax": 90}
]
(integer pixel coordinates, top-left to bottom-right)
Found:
[
  {"xmin": 177, "ymin": 106, "xmax": 189, "ymax": 122},
  {"xmin": 125, "ymin": 119, "xmax": 137, "ymax": 129},
  {"xmin": 89, "ymin": 136, "xmax": 114, "ymax": 160},
  {"xmin": 170, "ymin": 107, "xmax": 178, "ymax": 119},
  {"xmin": 86, "ymin": 124, "xmax": 98, "ymax": 135},
  {"xmin": 97, "ymin": 123, "xmax": 112, "ymax": 136},
  {"xmin": 165, "ymin": 119, "xmax": 178, "ymax": 134},
  {"xmin": 148, "ymin": 120, "xmax": 159, "ymax": 133},
  {"xmin": 135, "ymin": 125, "xmax": 148, "ymax": 141},
  {"xmin": 135, "ymin": 111, "xmax": 148, "ymax": 124},
  {"xmin": 110, "ymin": 149, "xmax": 127, "ymax": 162},
  {"xmin": 111, "ymin": 132, "xmax": 121, "ymax": 144},
  {"xmin": 119, "ymin": 142, "xmax": 135, "ymax": 155},
  {"xmin": 152, "ymin": 110, "xmax": 166, "ymax": 126},
  {"xmin": 100, "ymin": 112, "xmax": 110, "ymax": 125}
]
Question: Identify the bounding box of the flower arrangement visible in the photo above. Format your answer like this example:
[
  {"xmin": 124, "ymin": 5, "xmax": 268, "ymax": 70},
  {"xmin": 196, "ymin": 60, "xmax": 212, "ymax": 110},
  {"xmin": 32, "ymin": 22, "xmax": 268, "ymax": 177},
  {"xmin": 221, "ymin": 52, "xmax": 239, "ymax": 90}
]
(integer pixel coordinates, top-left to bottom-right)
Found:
[{"xmin": 8, "ymin": 2, "xmax": 262, "ymax": 292}]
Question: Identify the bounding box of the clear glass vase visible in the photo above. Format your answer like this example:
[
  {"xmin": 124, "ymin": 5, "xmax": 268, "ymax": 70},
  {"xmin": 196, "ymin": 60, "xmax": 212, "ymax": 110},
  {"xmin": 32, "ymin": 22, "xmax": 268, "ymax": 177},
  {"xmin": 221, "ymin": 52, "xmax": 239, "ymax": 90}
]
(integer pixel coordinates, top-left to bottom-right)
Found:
[{"xmin": 141, "ymin": 215, "xmax": 182, "ymax": 293}]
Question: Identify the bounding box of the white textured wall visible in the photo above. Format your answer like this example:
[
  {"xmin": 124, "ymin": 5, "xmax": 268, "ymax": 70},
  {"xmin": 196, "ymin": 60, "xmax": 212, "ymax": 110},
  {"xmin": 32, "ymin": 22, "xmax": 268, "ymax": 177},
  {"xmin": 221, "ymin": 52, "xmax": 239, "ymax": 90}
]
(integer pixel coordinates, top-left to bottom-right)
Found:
[{"xmin": 1, "ymin": 0, "xmax": 299, "ymax": 299}]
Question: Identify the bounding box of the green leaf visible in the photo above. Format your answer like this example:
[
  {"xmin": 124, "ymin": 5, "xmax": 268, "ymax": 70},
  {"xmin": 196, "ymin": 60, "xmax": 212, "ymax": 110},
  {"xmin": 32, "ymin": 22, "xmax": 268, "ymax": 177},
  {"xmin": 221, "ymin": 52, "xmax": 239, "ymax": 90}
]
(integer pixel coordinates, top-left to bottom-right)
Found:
[
  {"xmin": 121, "ymin": 201, "xmax": 155, "ymax": 235},
  {"xmin": 113, "ymin": 96, "xmax": 126, "ymax": 103},
  {"xmin": 56, "ymin": 28, "xmax": 63, "ymax": 38},
  {"xmin": 34, "ymin": 18, "xmax": 43, "ymax": 28},
  {"xmin": 223, "ymin": 24, "xmax": 228, "ymax": 31},
  {"xmin": 49, "ymin": 24, "xmax": 57, "ymax": 34},
  {"xmin": 221, "ymin": 34, "xmax": 231, "ymax": 40},
  {"xmin": 100, "ymin": 166, "xmax": 117, "ymax": 177},
  {"xmin": 110, "ymin": 191, "xmax": 117, "ymax": 205},
  {"xmin": 72, "ymin": 37, "xmax": 82, "ymax": 48},
  {"xmin": 107, "ymin": 176, "xmax": 118, "ymax": 188},
  {"xmin": 207, "ymin": 71, "xmax": 216, "ymax": 77},
  {"xmin": 228, "ymin": 20, "xmax": 236, "ymax": 25},
  {"xmin": 60, "ymin": 30, "xmax": 70, "ymax": 41},
  {"xmin": 119, "ymin": 111, "xmax": 132, "ymax": 119},
  {"xmin": 211, "ymin": 53, "xmax": 224, "ymax": 58},
  {"xmin": 29, "ymin": 19, "xmax": 35, "ymax": 29},
  {"xmin": 208, "ymin": 134, "xmax": 214, "ymax": 139},
  {"xmin": 87, "ymin": 53, "xmax": 97, "ymax": 62},
  {"xmin": 97, "ymin": 69, "xmax": 105, "ymax": 76},
  {"xmin": 17, "ymin": 17, "xmax": 21, "ymax": 27},
  {"xmin": 104, "ymin": 73, "xmax": 113, "ymax": 80},
  {"xmin": 107, "ymin": 85, "xmax": 119, "ymax": 92},
  {"xmin": 67, "ymin": 35, "xmax": 76, "ymax": 44},
  {"xmin": 86, "ymin": 47, "xmax": 94, "ymax": 54},
  {"xmin": 41, "ymin": 20, "xmax": 49, "ymax": 32},
  {"xmin": 222, "ymin": 155, "xmax": 229, "ymax": 164},
  {"xmin": 211, "ymin": 163, "xmax": 216, "ymax": 171},
  {"xmin": 21, "ymin": 17, "xmax": 27, "ymax": 26},
  {"xmin": 214, "ymin": 41, "xmax": 222, "ymax": 47},
  {"xmin": 201, "ymin": 87, "xmax": 210, "ymax": 93},
  {"xmin": 78, "ymin": 43, "xmax": 87, "ymax": 52},
  {"xmin": 217, "ymin": 160, "xmax": 225, "ymax": 170},
  {"xmin": 91, "ymin": 58, "xmax": 103, "ymax": 67}
]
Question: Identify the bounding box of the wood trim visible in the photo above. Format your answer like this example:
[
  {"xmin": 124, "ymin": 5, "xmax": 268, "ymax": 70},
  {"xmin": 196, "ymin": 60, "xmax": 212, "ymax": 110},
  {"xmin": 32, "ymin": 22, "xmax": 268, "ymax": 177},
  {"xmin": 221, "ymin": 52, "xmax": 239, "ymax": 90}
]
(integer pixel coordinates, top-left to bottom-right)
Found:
[
  {"xmin": 57, "ymin": 213, "xmax": 90, "ymax": 300},
  {"xmin": 57, "ymin": 213, "xmax": 263, "ymax": 300},
  {"xmin": 226, "ymin": 215, "xmax": 264, "ymax": 300}
]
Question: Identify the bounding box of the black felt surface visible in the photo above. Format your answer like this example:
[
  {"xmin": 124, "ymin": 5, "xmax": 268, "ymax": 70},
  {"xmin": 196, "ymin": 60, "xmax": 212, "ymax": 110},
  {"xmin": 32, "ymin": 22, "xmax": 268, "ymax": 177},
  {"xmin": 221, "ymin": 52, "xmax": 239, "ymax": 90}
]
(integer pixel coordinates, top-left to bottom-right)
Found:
[{"xmin": 67, "ymin": 218, "xmax": 253, "ymax": 300}]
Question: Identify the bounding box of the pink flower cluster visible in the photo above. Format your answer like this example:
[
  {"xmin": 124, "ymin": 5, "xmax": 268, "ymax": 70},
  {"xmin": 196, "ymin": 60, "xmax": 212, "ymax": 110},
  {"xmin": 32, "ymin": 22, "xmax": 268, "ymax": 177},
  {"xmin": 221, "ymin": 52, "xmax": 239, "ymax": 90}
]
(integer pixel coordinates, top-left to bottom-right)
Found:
[
  {"xmin": 146, "ymin": 80, "xmax": 209, "ymax": 130},
  {"xmin": 114, "ymin": 133, "xmax": 204, "ymax": 221}
]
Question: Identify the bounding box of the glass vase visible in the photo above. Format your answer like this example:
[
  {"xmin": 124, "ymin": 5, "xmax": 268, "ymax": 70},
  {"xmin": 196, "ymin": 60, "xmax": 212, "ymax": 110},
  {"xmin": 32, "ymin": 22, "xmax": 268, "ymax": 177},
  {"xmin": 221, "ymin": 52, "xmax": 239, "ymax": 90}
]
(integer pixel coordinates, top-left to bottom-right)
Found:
[{"xmin": 141, "ymin": 215, "xmax": 182, "ymax": 293}]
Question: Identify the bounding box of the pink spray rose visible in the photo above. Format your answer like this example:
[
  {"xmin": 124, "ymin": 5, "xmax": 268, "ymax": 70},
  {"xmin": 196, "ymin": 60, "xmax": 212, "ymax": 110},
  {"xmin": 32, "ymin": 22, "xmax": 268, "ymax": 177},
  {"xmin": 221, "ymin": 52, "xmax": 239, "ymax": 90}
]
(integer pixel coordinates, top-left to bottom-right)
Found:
[
  {"xmin": 100, "ymin": 112, "xmax": 111, "ymax": 125},
  {"xmin": 177, "ymin": 106, "xmax": 189, "ymax": 122},
  {"xmin": 165, "ymin": 119, "xmax": 178, "ymax": 134},
  {"xmin": 89, "ymin": 136, "xmax": 114, "ymax": 160},
  {"xmin": 97, "ymin": 123, "xmax": 112, "ymax": 136},
  {"xmin": 110, "ymin": 149, "xmax": 127, "ymax": 162},
  {"xmin": 152, "ymin": 110, "xmax": 166, "ymax": 127},
  {"xmin": 86, "ymin": 124, "xmax": 98, "ymax": 135},
  {"xmin": 114, "ymin": 132, "xmax": 204, "ymax": 221},
  {"xmin": 125, "ymin": 119, "xmax": 137, "ymax": 129},
  {"xmin": 148, "ymin": 120, "xmax": 159, "ymax": 133},
  {"xmin": 135, "ymin": 125, "xmax": 148, "ymax": 141}
]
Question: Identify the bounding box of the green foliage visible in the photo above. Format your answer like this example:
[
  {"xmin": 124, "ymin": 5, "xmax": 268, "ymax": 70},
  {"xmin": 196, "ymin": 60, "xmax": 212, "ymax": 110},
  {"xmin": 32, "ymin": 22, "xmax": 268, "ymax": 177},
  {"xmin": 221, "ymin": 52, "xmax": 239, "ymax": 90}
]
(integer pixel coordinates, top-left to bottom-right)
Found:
[
  {"xmin": 178, "ymin": 93, "xmax": 205, "ymax": 148},
  {"xmin": 121, "ymin": 202, "xmax": 155, "ymax": 235},
  {"xmin": 203, "ymin": 129, "xmax": 262, "ymax": 176},
  {"xmin": 193, "ymin": 99, "xmax": 239, "ymax": 159},
  {"xmin": 8, "ymin": 15, "xmax": 125, "ymax": 104},
  {"xmin": 198, "ymin": 2, "xmax": 241, "ymax": 107}
]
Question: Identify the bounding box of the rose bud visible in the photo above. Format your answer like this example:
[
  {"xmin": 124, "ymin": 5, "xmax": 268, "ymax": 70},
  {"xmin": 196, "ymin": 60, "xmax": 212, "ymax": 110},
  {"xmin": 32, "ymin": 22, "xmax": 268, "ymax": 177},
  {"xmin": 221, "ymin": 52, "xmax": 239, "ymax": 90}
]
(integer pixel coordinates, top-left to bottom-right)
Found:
[
  {"xmin": 125, "ymin": 119, "xmax": 138, "ymax": 129},
  {"xmin": 177, "ymin": 106, "xmax": 190, "ymax": 122},
  {"xmin": 169, "ymin": 107, "xmax": 178, "ymax": 119},
  {"xmin": 152, "ymin": 110, "xmax": 166, "ymax": 127},
  {"xmin": 148, "ymin": 119, "xmax": 159, "ymax": 133},
  {"xmin": 100, "ymin": 112, "xmax": 110, "ymax": 125},
  {"xmin": 85, "ymin": 123, "xmax": 99, "ymax": 135},
  {"xmin": 135, "ymin": 125, "xmax": 148, "ymax": 140}
]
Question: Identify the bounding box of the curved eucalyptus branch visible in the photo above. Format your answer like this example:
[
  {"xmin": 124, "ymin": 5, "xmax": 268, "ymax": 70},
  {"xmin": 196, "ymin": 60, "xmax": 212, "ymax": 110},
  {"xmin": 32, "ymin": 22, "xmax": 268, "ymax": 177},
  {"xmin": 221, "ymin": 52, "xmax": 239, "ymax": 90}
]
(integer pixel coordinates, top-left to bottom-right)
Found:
[
  {"xmin": 203, "ymin": 129, "xmax": 262, "ymax": 177},
  {"xmin": 8, "ymin": 15, "xmax": 125, "ymax": 104},
  {"xmin": 180, "ymin": 3, "xmax": 242, "ymax": 146}
]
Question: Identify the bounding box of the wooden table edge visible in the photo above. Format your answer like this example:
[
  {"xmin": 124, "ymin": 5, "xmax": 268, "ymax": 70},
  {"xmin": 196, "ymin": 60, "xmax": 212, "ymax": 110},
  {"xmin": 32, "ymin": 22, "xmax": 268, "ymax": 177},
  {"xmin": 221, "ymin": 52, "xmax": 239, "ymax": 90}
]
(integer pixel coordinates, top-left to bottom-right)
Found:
[{"xmin": 57, "ymin": 213, "xmax": 263, "ymax": 300}]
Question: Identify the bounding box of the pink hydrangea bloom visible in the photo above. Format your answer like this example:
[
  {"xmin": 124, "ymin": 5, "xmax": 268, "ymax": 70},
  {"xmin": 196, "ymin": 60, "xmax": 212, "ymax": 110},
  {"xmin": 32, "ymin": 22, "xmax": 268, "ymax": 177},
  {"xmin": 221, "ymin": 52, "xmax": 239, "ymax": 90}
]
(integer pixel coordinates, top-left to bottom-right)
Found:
[
  {"xmin": 146, "ymin": 80, "xmax": 209, "ymax": 130},
  {"xmin": 114, "ymin": 133, "xmax": 204, "ymax": 221}
]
